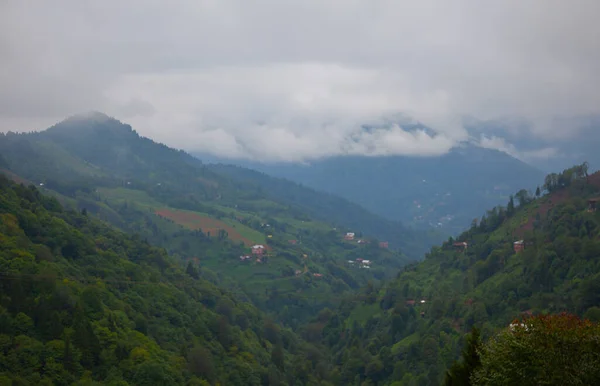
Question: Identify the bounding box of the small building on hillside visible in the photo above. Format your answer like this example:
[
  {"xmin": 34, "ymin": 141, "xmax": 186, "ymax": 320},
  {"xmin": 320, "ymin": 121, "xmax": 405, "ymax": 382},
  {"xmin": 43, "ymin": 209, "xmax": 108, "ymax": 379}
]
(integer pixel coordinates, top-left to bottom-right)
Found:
[
  {"xmin": 453, "ymin": 241, "xmax": 468, "ymax": 252},
  {"xmin": 313, "ymin": 273, "xmax": 323, "ymax": 278},
  {"xmin": 406, "ymin": 300, "xmax": 416, "ymax": 306},
  {"xmin": 379, "ymin": 241, "xmax": 389, "ymax": 249},
  {"xmin": 288, "ymin": 239, "xmax": 298, "ymax": 245},
  {"xmin": 514, "ymin": 240, "xmax": 525, "ymax": 253},
  {"xmin": 239, "ymin": 255, "xmax": 252, "ymax": 261},
  {"xmin": 344, "ymin": 232, "xmax": 355, "ymax": 241},
  {"xmin": 251, "ymin": 245, "xmax": 265, "ymax": 255},
  {"xmin": 588, "ymin": 198, "xmax": 600, "ymax": 212}
]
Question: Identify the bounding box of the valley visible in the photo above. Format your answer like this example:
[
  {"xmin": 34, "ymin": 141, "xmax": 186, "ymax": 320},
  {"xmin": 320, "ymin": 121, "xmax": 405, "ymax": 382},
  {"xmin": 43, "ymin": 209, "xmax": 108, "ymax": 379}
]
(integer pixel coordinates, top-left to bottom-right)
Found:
[
  {"xmin": 197, "ymin": 143, "xmax": 545, "ymax": 235},
  {"xmin": 1, "ymin": 114, "xmax": 599, "ymax": 385},
  {"xmin": 3, "ymin": 2, "xmax": 600, "ymax": 384}
]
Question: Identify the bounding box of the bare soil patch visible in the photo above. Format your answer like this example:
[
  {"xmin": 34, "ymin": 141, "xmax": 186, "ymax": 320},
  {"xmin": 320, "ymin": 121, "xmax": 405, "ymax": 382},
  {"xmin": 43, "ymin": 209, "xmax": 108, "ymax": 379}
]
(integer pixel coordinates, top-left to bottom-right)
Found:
[{"xmin": 155, "ymin": 208, "xmax": 256, "ymax": 246}]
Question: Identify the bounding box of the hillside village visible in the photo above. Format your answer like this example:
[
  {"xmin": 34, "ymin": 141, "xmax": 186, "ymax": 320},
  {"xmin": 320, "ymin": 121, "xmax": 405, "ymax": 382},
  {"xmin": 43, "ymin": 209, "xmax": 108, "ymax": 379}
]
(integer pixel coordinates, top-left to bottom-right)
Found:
[{"xmin": 235, "ymin": 229, "xmax": 391, "ymax": 277}]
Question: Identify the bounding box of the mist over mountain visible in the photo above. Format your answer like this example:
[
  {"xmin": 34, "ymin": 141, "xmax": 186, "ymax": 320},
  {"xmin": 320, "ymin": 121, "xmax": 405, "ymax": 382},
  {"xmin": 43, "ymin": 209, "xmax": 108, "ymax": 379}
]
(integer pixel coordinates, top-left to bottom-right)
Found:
[
  {"xmin": 195, "ymin": 132, "xmax": 545, "ymax": 235},
  {"xmin": 464, "ymin": 115, "xmax": 600, "ymax": 172}
]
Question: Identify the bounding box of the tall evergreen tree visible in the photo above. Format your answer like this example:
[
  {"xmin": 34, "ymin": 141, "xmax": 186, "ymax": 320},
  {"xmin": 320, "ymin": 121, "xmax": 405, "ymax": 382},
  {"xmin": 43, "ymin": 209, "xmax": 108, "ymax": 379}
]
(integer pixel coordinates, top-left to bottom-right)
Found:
[
  {"xmin": 444, "ymin": 327, "xmax": 482, "ymax": 386},
  {"xmin": 507, "ymin": 195, "xmax": 515, "ymax": 215}
]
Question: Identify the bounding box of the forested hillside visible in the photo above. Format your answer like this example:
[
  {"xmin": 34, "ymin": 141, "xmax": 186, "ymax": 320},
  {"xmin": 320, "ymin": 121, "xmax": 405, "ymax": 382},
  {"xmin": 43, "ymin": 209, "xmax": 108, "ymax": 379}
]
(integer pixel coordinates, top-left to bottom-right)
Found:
[
  {"xmin": 0, "ymin": 175, "xmax": 336, "ymax": 385},
  {"xmin": 0, "ymin": 114, "xmax": 422, "ymax": 327},
  {"xmin": 0, "ymin": 112, "xmax": 439, "ymax": 257},
  {"xmin": 317, "ymin": 163, "xmax": 600, "ymax": 385}
]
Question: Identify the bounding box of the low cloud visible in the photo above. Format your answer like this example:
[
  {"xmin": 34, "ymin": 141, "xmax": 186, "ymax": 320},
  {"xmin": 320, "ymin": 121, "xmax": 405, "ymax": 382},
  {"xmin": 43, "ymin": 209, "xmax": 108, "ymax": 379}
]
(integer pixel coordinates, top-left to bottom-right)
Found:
[
  {"xmin": 478, "ymin": 135, "xmax": 560, "ymax": 163},
  {"xmin": 1, "ymin": 1, "xmax": 600, "ymax": 161},
  {"xmin": 105, "ymin": 64, "xmax": 457, "ymax": 161}
]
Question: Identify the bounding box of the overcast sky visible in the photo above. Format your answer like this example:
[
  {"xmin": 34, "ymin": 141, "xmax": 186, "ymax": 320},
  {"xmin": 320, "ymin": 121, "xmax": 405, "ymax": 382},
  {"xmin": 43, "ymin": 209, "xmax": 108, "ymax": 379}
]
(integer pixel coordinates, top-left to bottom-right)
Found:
[{"xmin": 2, "ymin": 0, "xmax": 600, "ymax": 162}]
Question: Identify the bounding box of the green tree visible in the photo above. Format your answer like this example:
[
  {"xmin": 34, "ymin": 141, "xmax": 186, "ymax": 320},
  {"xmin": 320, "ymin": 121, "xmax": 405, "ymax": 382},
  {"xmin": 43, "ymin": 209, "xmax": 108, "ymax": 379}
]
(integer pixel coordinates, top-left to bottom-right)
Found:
[
  {"xmin": 507, "ymin": 195, "xmax": 515, "ymax": 215},
  {"xmin": 444, "ymin": 327, "xmax": 481, "ymax": 386},
  {"xmin": 186, "ymin": 261, "xmax": 199, "ymax": 279},
  {"xmin": 187, "ymin": 346, "xmax": 215, "ymax": 382},
  {"xmin": 473, "ymin": 314, "xmax": 600, "ymax": 386},
  {"xmin": 271, "ymin": 342, "xmax": 285, "ymax": 371},
  {"xmin": 515, "ymin": 189, "xmax": 530, "ymax": 207}
]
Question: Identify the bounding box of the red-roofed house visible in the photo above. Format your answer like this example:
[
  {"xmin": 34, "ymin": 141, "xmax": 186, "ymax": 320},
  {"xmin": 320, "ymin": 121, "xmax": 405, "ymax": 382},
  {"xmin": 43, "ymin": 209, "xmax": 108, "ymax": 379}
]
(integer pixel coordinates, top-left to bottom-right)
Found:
[
  {"xmin": 251, "ymin": 245, "xmax": 265, "ymax": 255},
  {"xmin": 453, "ymin": 241, "xmax": 468, "ymax": 252},
  {"xmin": 514, "ymin": 240, "xmax": 525, "ymax": 253}
]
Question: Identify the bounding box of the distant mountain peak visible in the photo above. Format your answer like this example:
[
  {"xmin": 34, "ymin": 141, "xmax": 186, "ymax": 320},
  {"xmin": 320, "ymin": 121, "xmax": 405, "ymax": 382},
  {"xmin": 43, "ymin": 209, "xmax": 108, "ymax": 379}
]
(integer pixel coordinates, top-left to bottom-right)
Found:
[
  {"xmin": 63, "ymin": 111, "xmax": 115, "ymax": 124},
  {"xmin": 46, "ymin": 112, "xmax": 135, "ymax": 138}
]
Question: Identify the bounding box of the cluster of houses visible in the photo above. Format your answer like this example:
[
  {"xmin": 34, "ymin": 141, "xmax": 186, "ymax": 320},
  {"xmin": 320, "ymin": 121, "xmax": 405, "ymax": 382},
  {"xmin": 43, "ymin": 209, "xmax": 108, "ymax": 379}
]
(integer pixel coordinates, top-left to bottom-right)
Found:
[
  {"xmin": 454, "ymin": 240, "xmax": 527, "ymax": 254},
  {"xmin": 344, "ymin": 232, "xmax": 389, "ymax": 248},
  {"xmin": 348, "ymin": 258, "xmax": 372, "ymax": 269},
  {"xmin": 293, "ymin": 269, "xmax": 323, "ymax": 278},
  {"xmin": 240, "ymin": 244, "xmax": 268, "ymax": 263}
]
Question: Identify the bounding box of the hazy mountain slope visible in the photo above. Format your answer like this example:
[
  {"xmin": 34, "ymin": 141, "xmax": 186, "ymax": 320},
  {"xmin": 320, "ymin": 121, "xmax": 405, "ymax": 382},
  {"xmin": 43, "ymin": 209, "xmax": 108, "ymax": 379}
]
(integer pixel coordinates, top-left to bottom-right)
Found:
[
  {"xmin": 1, "ymin": 113, "xmax": 439, "ymax": 258},
  {"xmin": 217, "ymin": 144, "xmax": 545, "ymax": 235},
  {"xmin": 316, "ymin": 164, "xmax": 600, "ymax": 385},
  {"xmin": 0, "ymin": 114, "xmax": 423, "ymax": 326},
  {"xmin": 0, "ymin": 174, "xmax": 335, "ymax": 385}
]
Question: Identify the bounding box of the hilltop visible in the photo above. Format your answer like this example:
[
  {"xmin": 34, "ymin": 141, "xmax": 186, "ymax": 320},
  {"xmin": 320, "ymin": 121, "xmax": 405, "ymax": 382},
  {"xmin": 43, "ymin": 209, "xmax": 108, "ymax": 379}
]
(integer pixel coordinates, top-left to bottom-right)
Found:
[{"xmin": 315, "ymin": 163, "xmax": 600, "ymax": 385}]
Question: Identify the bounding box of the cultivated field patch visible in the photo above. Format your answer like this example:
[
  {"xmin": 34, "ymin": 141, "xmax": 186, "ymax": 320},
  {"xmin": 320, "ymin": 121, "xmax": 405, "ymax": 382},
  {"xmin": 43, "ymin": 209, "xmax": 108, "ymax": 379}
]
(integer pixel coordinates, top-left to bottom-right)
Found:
[{"xmin": 155, "ymin": 208, "xmax": 264, "ymax": 246}]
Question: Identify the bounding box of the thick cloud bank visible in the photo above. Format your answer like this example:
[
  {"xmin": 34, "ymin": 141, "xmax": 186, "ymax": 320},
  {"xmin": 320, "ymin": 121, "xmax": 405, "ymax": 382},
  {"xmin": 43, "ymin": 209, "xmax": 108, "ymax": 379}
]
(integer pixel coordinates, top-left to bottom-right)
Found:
[{"xmin": 1, "ymin": 0, "xmax": 599, "ymax": 161}]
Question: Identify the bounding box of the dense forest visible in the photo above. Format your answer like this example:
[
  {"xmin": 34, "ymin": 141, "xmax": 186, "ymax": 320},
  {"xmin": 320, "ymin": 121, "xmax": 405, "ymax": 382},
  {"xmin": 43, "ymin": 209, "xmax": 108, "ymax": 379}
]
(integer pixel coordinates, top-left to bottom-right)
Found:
[
  {"xmin": 315, "ymin": 163, "xmax": 600, "ymax": 385},
  {"xmin": 0, "ymin": 174, "xmax": 339, "ymax": 385}
]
